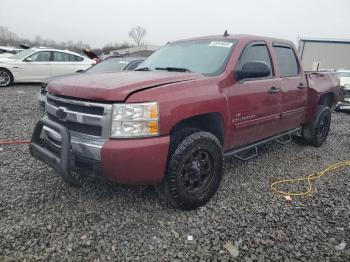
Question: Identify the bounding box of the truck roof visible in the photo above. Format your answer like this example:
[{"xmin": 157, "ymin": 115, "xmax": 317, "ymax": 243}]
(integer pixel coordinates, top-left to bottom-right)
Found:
[{"xmin": 171, "ymin": 34, "xmax": 295, "ymax": 47}]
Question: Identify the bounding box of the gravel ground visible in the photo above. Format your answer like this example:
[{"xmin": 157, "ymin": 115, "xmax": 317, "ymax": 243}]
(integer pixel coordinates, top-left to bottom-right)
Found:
[{"xmin": 0, "ymin": 85, "xmax": 349, "ymax": 261}]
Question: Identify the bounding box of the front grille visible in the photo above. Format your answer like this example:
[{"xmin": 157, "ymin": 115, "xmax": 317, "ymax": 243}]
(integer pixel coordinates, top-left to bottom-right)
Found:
[
  {"xmin": 47, "ymin": 97, "xmax": 104, "ymax": 116},
  {"xmin": 48, "ymin": 114, "xmax": 102, "ymax": 136},
  {"xmin": 45, "ymin": 94, "xmax": 113, "ymax": 139}
]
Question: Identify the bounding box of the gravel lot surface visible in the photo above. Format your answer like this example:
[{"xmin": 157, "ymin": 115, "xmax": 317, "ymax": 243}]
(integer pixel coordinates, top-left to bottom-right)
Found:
[{"xmin": 0, "ymin": 85, "xmax": 349, "ymax": 261}]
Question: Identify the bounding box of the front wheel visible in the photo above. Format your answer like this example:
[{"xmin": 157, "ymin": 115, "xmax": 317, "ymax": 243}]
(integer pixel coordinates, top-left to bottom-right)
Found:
[
  {"xmin": 302, "ymin": 105, "xmax": 331, "ymax": 147},
  {"xmin": 159, "ymin": 130, "xmax": 223, "ymax": 210},
  {"xmin": 0, "ymin": 68, "xmax": 13, "ymax": 87}
]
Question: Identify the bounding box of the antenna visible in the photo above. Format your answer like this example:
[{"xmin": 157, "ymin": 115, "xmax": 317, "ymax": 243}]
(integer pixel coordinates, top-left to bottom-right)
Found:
[{"xmin": 223, "ymin": 30, "xmax": 229, "ymax": 37}]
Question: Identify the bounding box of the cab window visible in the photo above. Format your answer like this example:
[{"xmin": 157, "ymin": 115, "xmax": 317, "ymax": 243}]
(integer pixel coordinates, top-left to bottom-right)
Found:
[
  {"xmin": 273, "ymin": 46, "xmax": 299, "ymax": 77},
  {"xmin": 238, "ymin": 44, "xmax": 273, "ymax": 77}
]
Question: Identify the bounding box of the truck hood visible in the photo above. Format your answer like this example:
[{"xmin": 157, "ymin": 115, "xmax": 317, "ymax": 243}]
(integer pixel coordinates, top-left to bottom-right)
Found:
[{"xmin": 48, "ymin": 71, "xmax": 203, "ymax": 101}]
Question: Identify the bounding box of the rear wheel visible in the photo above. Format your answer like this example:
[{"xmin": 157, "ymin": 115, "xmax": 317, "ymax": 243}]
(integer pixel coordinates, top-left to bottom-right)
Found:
[
  {"xmin": 301, "ymin": 105, "xmax": 331, "ymax": 147},
  {"xmin": 158, "ymin": 130, "xmax": 223, "ymax": 210},
  {"xmin": 0, "ymin": 68, "xmax": 13, "ymax": 87}
]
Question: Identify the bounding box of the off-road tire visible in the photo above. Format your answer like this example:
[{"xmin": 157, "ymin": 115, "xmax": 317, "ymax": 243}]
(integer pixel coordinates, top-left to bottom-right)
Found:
[
  {"xmin": 0, "ymin": 68, "xmax": 13, "ymax": 87},
  {"xmin": 301, "ymin": 105, "xmax": 331, "ymax": 147},
  {"xmin": 159, "ymin": 129, "xmax": 223, "ymax": 210}
]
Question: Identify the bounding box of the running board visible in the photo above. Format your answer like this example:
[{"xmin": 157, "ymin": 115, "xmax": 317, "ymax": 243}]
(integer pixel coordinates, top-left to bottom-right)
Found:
[
  {"xmin": 275, "ymin": 134, "xmax": 292, "ymax": 145},
  {"xmin": 224, "ymin": 127, "xmax": 301, "ymax": 161}
]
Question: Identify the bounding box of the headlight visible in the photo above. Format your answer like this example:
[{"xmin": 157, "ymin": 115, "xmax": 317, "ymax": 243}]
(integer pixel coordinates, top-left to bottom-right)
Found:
[{"xmin": 111, "ymin": 102, "xmax": 159, "ymax": 138}]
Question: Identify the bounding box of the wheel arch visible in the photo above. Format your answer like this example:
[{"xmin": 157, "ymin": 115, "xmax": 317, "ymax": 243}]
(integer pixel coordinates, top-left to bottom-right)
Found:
[
  {"xmin": 0, "ymin": 67, "xmax": 13, "ymax": 76},
  {"xmin": 319, "ymin": 92, "xmax": 335, "ymax": 108},
  {"xmin": 169, "ymin": 112, "xmax": 225, "ymax": 146}
]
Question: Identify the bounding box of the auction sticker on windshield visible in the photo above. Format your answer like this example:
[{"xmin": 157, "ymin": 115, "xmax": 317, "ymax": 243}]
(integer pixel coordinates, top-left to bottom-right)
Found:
[{"xmin": 209, "ymin": 41, "xmax": 233, "ymax": 48}]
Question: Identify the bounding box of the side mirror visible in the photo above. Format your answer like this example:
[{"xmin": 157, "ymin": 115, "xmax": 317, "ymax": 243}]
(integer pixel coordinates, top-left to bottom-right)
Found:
[
  {"xmin": 235, "ymin": 61, "xmax": 271, "ymax": 81},
  {"xmin": 25, "ymin": 57, "xmax": 32, "ymax": 62}
]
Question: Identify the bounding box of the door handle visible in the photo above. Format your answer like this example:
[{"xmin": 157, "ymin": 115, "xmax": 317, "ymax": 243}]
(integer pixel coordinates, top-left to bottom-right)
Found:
[
  {"xmin": 268, "ymin": 86, "xmax": 280, "ymax": 94},
  {"xmin": 297, "ymin": 83, "xmax": 305, "ymax": 89}
]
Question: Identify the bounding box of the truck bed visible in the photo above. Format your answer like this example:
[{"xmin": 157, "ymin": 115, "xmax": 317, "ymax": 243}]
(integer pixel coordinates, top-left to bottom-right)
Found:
[{"xmin": 305, "ymin": 71, "xmax": 340, "ymax": 102}]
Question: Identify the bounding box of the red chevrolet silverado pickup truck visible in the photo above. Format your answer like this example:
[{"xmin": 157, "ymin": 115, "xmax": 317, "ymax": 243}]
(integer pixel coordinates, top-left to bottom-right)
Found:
[{"xmin": 30, "ymin": 34, "xmax": 339, "ymax": 210}]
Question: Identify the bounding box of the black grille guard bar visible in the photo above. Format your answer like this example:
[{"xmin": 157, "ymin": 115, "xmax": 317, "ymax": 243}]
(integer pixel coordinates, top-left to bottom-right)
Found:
[{"xmin": 29, "ymin": 118, "xmax": 72, "ymax": 182}]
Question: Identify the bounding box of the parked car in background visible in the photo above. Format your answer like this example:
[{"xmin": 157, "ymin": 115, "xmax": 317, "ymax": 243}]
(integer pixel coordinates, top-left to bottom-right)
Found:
[
  {"xmin": 337, "ymin": 68, "xmax": 350, "ymax": 111},
  {"xmin": 0, "ymin": 46, "xmax": 25, "ymax": 58},
  {"xmin": 38, "ymin": 56, "xmax": 144, "ymax": 104},
  {"xmin": 30, "ymin": 34, "xmax": 339, "ymax": 210},
  {"xmin": 0, "ymin": 48, "xmax": 95, "ymax": 87}
]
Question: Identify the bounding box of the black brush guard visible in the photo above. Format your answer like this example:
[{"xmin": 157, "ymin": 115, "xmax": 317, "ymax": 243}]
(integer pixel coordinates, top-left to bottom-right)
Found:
[{"xmin": 29, "ymin": 118, "xmax": 73, "ymax": 183}]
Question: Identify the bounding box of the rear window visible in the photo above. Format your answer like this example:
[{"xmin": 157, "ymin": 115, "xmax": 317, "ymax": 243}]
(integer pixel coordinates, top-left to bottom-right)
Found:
[
  {"xmin": 53, "ymin": 52, "xmax": 83, "ymax": 62},
  {"xmin": 126, "ymin": 61, "xmax": 142, "ymax": 70},
  {"xmin": 74, "ymin": 55, "xmax": 84, "ymax": 61},
  {"xmin": 53, "ymin": 52, "xmax": 70, "ymax": 62},
  {"xmin": 273, "ymin": 46, "xmax": 299, "ymax": 77}
]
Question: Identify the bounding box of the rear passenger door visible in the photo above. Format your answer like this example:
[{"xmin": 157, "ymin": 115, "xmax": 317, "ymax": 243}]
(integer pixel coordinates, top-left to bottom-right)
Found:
[
  {"xmin": 51, "ymin": 51, "xmax": 77, "ymax": 76},
  {"xmin": 273, "ymin": 44, "xmax": 307, "ymax": 130},
  {"xmin": 229, "ymin": 42, "xmax": 283, "ymax": 148}
]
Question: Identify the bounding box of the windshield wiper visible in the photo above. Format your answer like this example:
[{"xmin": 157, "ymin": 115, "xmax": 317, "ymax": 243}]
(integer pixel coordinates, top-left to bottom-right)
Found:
[
  {"xmin": 155, "ymin": 67, "xmax": 192, "ymax": 73},
  {"xmin": 135, "ymin": 67, "xmax": 151, "ymax": 71}
]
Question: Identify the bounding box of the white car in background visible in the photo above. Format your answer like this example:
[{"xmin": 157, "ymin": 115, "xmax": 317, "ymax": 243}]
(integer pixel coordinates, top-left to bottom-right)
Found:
[
  {"xmin": 0, "ymin": 46, "xmax": 25, "ymax": 58},
  {"xmin": 336, "ymin": 68, "xmax": 350, "ymax": 111},
  {"xmin": 0, "ymin": 48, "xmax": 95, "ymax": 87}
]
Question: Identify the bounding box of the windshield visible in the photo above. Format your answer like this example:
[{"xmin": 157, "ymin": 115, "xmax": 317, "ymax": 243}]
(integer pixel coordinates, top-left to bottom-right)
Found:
[
  {"xmin": 138, "ymin": 39, "xmax": 236, "ymax": 76},
  {"xmin": 9, "ymin": 49, "xmax": 35, "ymax": 60},
  {"xmin": 86, "ymin": 59, "xmax": 130, "ymax": 73}
]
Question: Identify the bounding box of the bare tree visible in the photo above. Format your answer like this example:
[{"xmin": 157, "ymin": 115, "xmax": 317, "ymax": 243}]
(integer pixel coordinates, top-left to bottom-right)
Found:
[
  {"xmin": 0, "ymin": 26, "xmax": 132, "ymax": 55},
  {"xmin": 0, "ymin": 26, "xmax": 19, "ymax": 45},
  {"xmin": 128, "ymin": 26, "xmax": 147, "ymax": 47},
  {"xmin": 34, "ymin": 35, "xmax": 43, "ymax": 46}
]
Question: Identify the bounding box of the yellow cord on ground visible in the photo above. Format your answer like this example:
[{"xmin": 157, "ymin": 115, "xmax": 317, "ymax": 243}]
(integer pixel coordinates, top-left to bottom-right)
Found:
[{"xmin": 271, "ymin": 160, "xmax": 350, "ymax": 197}]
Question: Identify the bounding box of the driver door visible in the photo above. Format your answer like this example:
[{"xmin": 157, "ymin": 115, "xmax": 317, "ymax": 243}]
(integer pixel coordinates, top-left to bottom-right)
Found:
[
  {"xmin": 228, "ymin": 42, "xmax": 283, "ymax": 148},
  {"xmin": 20, "ymin": 51, "xmax": 52, "ymax": 81}
]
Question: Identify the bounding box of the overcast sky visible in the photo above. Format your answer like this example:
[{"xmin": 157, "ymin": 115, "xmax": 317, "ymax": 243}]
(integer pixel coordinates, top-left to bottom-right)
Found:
[{"xmin": 1, "ymin": 0, "xmax": 349, "ymax": 48}]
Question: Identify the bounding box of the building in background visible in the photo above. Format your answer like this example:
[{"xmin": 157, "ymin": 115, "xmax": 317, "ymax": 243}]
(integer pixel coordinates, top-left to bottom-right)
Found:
[
  {"xmin": 108, "ymin": 45, "xmax": 160, "ymax": 58},
  {"xmin": 299, "ymin": 37, "xmax": 350, "ymax": 71}
]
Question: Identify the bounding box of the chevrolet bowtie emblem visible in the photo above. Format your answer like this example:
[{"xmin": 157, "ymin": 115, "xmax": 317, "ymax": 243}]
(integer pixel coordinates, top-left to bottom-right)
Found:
[{"xmin": 56, "ymin": 107, "xmax": 68, "ymax": 121}]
